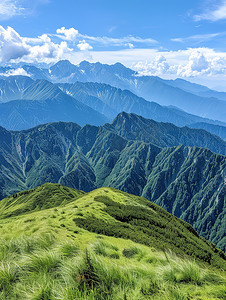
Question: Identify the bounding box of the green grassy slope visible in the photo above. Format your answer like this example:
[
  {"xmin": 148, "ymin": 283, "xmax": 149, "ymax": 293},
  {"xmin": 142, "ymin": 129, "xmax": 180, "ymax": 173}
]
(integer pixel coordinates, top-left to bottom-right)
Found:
[
  {"xmin": 0, "ymin": 183, "xmax": 225, "ymax": 268},
  {"xmin": 0, "ymin": 183, "xmax": 225, "ymax": 299},
  {"xmin": 0, "ymin": 183, "xmax": 85, "ymax": 219},
  {"xmin": 0, "ymin": 117, "xmax": 225, "ymax": 251}
]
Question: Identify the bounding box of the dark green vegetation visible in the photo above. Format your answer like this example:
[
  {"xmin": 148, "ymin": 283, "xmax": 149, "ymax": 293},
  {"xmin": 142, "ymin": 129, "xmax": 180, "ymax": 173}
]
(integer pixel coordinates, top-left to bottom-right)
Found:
[
  {"xmin": 74, "ymin": 192, "xmax": 225, "ymax": 266},
  {"xmin": 0, "ymin": 113, "xmax": 225, "ymax": 250},
  {"xmin": 0, "ymin": 183, "xmax": 225, "ymax": 299},
  {"xmin": 107, "ymin": 112, "xmax": 226, "ymax": 154},
  {"xmin": 188, "ymin": 122, "xmax": 226, "ymax": 141},
  {"xmin": 0, "ymin": 183, "xmax": 84, "ymax": 219}
]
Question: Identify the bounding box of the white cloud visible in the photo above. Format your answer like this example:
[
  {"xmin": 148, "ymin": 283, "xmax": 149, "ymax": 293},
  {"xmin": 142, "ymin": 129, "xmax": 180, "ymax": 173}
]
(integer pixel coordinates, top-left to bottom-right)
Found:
[
  {"xmin": 0, "ymin": 0, "xmax": 25, "ymax": 20},
  {"xmin": 171, "ymin": 32, "xmax": 224, "ymax": 43},
  {"xmin": 125, "ymin": 43, "xmax": 134, "ymax": 49},
  {"xmin": 0, "ymin": 0, "xmax": 50, "ymax": 20},
  {"xmin": 0, "ymin": 26, "xmax": 29, "ymax": 62},
  {"xmin": 0, "ymin": 26, "xmax": 73, "ymax": 64},
  {"xmin": 133, "ymin": 55, "xmax": 170, "ymax": 76},
  {"xmin": 0, "ymin": 68, "xmax": 30, "ymax": 76},
  {"xmin": 28, "ymin": 41, "xmax": 73, "ymax": 63},
  {"xmin": 56, "ymin": 27, "xmax": 79, "ymax": 41},
  {"xmin": 131, "ymin": 48, "xmax": 226, "ymax": 78},
  {"xmin": 55, "ymin": 26, "xmax": 158, "ymax": 47},
  {"xmin": 194, "ymin": 0, "xmax": 226, "ymax": 21},
  {"xmin": 38, "ymin": 34, "xmax": 52, "ymax": 43},
  {"xmin": 77, "ymin": 40, "xmax": 93, "ymax": 51},
  {"xmin": 80, "ymin": 34, "xmax": 158, "ymax": 46}
]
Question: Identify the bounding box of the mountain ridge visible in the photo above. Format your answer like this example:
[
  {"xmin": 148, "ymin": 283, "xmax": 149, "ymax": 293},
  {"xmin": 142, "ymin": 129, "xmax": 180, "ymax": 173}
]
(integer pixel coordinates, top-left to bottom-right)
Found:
[
  {"xmin": 1, "ymin": 60, "xmax": 226, "ymax": 122},
  {"xmin": 1, "ymin": 182, "xmax": 225, "ymax": 265},
  {"xmin": 0, "ymin": 182, "xmax": 225, "ymax": 299},
  {"xmin": 0, "ymin": 76, "xmax": 226, "ymax": 134},
  {"xmin": 0, "ymin": 114, "xmax": 225, "ymax": 250}
]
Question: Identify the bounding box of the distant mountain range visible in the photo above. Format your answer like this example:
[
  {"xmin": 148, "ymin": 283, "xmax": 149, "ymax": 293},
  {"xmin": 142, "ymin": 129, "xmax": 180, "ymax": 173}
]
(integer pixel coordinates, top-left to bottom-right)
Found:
[
  {"xmin": 166, "ymin": 78, "xmax": 226, "ymax": 101},
  {"xmin": 0, "ymin": 61, "xmax": 225, "ymax": 252},
  {"xmin": 0, "ymin": 75, "xmax": 225, "ymax": 136},
  {"xmin": 2, "ymin": 60, "xmax": 225, "ymax": 122},
  {"xmin": 188, "ymin": 122, "xmax": 226, "ymax": 141},
  {"xmin": 58, "ymin": 81, "xmax": 226, "ymax": 129},
  {"xmin": 0, "ymin": 113, "xmax": 225, "ymax": 250},
  {"xmin": 0, "ymin": 78, "xmax": 108, "ymax": 129}
]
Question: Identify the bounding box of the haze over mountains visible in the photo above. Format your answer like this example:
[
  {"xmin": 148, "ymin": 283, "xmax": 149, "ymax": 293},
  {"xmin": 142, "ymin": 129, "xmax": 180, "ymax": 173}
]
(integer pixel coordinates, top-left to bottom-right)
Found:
[
  {"xmin": 2, "ymin": 60, "xmax": 226, "ymax": 122},
  {"xmin": 0, "ymin": 77, "xmax": 108, "ymax": 129},
  {"xmin": 1, "ymin": 0, "xmax": 226, "ymax": 296},
  {"xmin": 0, "ymin": 113, "xmax": 225, "ymax": 250},
  {"xmin": 0, "ymin": 64, "xmax": 226, "ymax": 138},
  {"xmin": 0, "ymin": 60, "xmax": 225, "ymax": 253}
]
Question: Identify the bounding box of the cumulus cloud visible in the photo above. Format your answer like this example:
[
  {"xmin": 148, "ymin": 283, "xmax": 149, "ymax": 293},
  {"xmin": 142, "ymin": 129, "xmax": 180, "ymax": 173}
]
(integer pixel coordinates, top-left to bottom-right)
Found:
[
  {"xmin": 176, "ymin": 51, "xmax": 209, "ymax": 77},
  {"xmin": 133, "ymin": 55, "xmax": 170, "ymax": 76},
  {"xmin": 132, "ymin": 48, "xmax": 226, "ymax": 78},
  {"xmin": 194, "ymin": 0, "xmax": 226, "ymax": 21},
  {"xmin": 77, "ymin": 40, "xmax": 93, "ymax": 51},
  {"xmin": 56, "ymin": 27, "xmax": 79, "ymax": 41},
  {"xmin": 174, "ymin": 49, "xmax": 226, "ymax": 77},
  {"xmin": 0, "ymin": 26, "xmax": 73, "ymax": 64},
  {"xmin": 0, "ymin": 26, "xmax": 29, "ymax": 62},
  {"xmin": 28, "ymin": 41, "xmax": 73, "ymax": 63}
]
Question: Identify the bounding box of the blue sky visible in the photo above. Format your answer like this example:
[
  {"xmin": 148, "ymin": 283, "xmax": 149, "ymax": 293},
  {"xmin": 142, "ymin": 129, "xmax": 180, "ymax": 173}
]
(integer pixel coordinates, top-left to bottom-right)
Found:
[{"xmin": 0, "ymin": 0, "xmax": 226, "ymax": 89}]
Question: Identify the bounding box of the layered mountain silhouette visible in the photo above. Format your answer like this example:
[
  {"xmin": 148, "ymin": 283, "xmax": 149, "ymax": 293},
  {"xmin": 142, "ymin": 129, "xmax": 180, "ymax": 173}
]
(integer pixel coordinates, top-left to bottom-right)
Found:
[
  {"xmin": 0, "ymin": 76, "xmax": 33, "ymax": 102},
  {"xmin": 188, "ymin": 122, "xmax": 226, "ymax": 141},
  {"xmin": 0, "ymin": 76, "xmax": 225, "ymax": 133},
  {"xmin": 166, "ymin": 78, "xmax": 226, "ymax": 101},
  {"xmin": 58, "ymin": 81, "xmax": 226, "ymax": 128},
  {"xmin": 0, "ymin": 79, "xmax": 108, "ymax": 129},
  {"xmin": 9, "ymin": 60, "xmax": 226, "ymax": 122},
  {"xmin": 0, "ymin": 113, "xmax": 225, "ymax": 250}
]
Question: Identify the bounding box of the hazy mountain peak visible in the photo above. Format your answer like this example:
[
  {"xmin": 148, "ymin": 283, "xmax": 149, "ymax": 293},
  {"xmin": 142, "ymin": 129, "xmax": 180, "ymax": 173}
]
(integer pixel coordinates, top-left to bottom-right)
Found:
[
  {"xmin": 78, "ymin": 60, "xmax": 94, "ymax": 67},
  {"xmin": 50, "ymin": 60, "xmax": 77, "ymax": 78},
  {"xmin": 53, "ymin": 59, "xmax": 74, "ymax": 67},
  {"xmin": 22, "ymin": 79, "xmax": 62, "ymax": 100}
]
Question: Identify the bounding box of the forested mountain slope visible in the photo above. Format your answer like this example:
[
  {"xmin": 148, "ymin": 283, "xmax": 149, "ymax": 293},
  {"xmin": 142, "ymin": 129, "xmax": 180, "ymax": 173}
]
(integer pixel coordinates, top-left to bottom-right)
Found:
[{"xmin": 0, "ymin": 115, "xmax": 225, "ymax": 250}]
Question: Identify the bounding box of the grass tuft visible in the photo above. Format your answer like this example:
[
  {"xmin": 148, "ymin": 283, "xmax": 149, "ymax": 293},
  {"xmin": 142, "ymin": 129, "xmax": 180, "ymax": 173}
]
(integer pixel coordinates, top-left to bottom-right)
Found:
[
  {"xmin": 59, "ymin": 242, "xmax": 80, "ymax": 257},
  {"xmin": 122, "ymin": 246, "xmax": 145, "ymax": 260},
  {"xmin": 24, "ymin": 250, "xmax": 62, "ymax": 274},
  {"xmin": 177, "ymin": 261, "xmax": 202, "ymax": 284},
  {"xmin": 0, "ymin": 262, "xmax": 19, "ymax": 290}
]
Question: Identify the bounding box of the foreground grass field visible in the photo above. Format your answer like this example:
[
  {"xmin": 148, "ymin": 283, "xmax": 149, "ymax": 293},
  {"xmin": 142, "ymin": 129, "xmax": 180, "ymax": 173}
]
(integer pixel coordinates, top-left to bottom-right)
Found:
[{"xmin": 0, "ymin": 183, "xmax": 225, "ymax": 299}]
